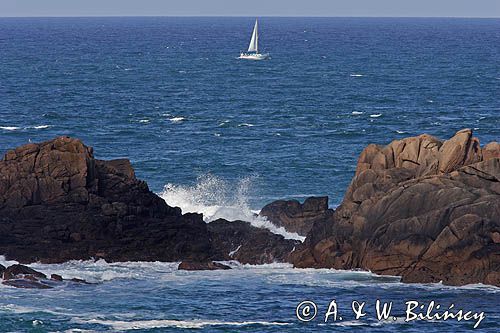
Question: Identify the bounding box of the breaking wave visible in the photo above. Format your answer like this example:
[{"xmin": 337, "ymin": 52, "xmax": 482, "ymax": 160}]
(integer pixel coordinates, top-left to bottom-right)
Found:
[{"xmin": 159, "ymin": 174, "xmax": 305, "ymax": 241}]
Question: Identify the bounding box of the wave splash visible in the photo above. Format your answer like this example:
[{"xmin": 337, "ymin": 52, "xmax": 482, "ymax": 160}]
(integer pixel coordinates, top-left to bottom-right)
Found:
[{"xmin": 159, "ymin": 174, "xmax": 304, "ymax": 241}]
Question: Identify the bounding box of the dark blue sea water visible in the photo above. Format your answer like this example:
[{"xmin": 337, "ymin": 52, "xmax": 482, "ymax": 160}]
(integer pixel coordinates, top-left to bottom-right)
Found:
[{"xmin": 0, "ymin": 17, "xmax": 499, "ymax": 332}]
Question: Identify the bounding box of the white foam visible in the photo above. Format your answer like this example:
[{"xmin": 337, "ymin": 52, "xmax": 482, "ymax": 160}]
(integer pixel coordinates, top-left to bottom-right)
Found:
[
  {"xmin": 350, "ymin": 74, "xmax": 363, "ymax": 77},
  {"xmin": 351, "ymin": 111, "xmax": 364, "ymax": 115},
  {"xmin": 396, "ymin": 130, "xmax": 406, "ymax": 134},
  {"xmin": 139, "ymin": 119, "xmax": 150, "ymax": 123},
  {"xmin": 74, "ymin": 318, "xmax": 290, "ymax": 330},
  {"xmin": 169, "ymin": 117, "xmax": 185, "ymax": 123},
  {"xmin": 35, "ymin": 125, "xmax": 50, "ymax": 129},
  {"xmin": 370, "ymin": 113, "xmax": 382, "ymax": 118},
  {"xmin": 0, "ymin": 126, "xmax": 20, "ymax": 131},
  {"xmin": 159, "ymin": 174, "xmax": 304, "ymax": 241},
  {"xmin": 238, "ymin": 123, "xmax": 254, "ymax": 127},
  {"xmin": 229, "ymin": 245, "xmax": 242, "ymax": 257}
]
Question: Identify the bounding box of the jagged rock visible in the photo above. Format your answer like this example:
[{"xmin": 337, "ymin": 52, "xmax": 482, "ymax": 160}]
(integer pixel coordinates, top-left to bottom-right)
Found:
[
  {"xmin": 208, "ymin": 219, "xmax": 300, "ymax": 264},
  {"xmin": 292, "ymin": 129, "xmax": 500, "ymax": 286},
  {"xmin": 0, "ymin": 137, "xmax": 211, "ymax": 263},
  {"xmin": 2, "ymin": 264, "xmax": 47, "ymax": 280},
  {"xmin": 178, "ymin": 261, "xmax": 231, "ymax": 271},
  {"xmin": 0, "ymin": 137, "xmax": 295, "ymax": 266},
  {"xmin": 259, "ymin": 197, "xmax": 332, "ymax": 236},
  {"xmin": 1, "ymin": 263, "xmax": 90, "ymax": 289}
]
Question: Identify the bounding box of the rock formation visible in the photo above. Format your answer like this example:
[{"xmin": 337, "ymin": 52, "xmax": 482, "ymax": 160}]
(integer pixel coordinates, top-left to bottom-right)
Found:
[
  {"xmin": 291, "ymin": 129, "xmax": 500, "ymax": 286},
  {"xmin": 178, "ymin": 261, "xmax": 231, "ymax": 270},
  {"xmin": 0, "ymin": 136, "xmax": 295, "ymax": 266},
  {"xmin": 259, "ymin": 196, "xmax": 332, "ymax": 236},
  {"xmin": 1, "ymin": 263, "xmax": 89, "ymax": 289},
  {"xmin": 208, "ymin": 219, "xmax": 300, "ymax": 264}
]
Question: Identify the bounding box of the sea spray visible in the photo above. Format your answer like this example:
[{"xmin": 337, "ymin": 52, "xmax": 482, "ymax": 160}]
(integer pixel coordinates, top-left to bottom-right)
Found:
[{"xmin": 159, "ymin": 174, "xmax": 305, "ymax": 241}]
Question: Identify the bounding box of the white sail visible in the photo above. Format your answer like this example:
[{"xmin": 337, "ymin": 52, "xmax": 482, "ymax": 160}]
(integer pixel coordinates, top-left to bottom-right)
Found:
[{"xmin": 247, "ymin": 19, "xmax": 258, "ymax": 53}]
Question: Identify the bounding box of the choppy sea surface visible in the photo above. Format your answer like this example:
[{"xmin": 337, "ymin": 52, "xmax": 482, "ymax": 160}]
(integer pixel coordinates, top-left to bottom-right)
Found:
[{"xmin": 0, "ymin": 17, "xmax": 499, "ymax": 332}]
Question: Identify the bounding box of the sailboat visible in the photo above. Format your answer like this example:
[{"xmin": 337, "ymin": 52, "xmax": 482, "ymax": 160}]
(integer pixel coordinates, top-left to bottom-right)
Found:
[{"xmin": 239, "ymin": 19, "xmax": 270, "ymax": 60}]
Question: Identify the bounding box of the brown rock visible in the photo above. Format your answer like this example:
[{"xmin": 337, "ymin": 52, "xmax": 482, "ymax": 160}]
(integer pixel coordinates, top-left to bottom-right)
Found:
[
  {"xmin": 178, "ymin": 261, "xmax": 231, "ymax": 271},
  {"xmin": 51, "ymin": 274, "xmax": 63, "ymax": 281},
  {"xmin": 0, "ymin": 137, "xmax": 211, "ymax": 264},
  {"xmin": 3, "ymin": 264, "xmax": 47, "ymax": 280},
  {"xmin": 259, "ymin": 197, "xmax": 332, "ymax": 236},
  {"xmin": 292, "ymin": 129, "xmax": 500, "ymax": 286}
]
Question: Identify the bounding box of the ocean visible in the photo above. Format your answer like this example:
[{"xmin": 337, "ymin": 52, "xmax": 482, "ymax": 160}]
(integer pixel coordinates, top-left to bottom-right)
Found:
[{"xmin": 0, "ymin": 17, "xmax": 499, "ymax": 332}]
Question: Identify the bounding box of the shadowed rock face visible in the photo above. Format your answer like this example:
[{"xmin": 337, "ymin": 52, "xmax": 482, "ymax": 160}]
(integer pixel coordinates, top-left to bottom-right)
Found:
[
  {"xmin": 259, "ymin": 197, "xmax": 332, "ymax": 236},
  {"xmin": 291, "ymin": 129, "xmax": 500, "ymax": 286},
  {"xmin": 208, "ymin": 219, "xmax": 300, "ymax": 264},
  {"xmin": 0, "ymin": 137, "xmax": 211, "ymax": 263}
]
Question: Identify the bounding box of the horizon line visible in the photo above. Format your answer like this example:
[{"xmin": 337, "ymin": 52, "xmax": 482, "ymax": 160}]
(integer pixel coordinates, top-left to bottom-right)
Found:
[{"xmin": 0, "ymin": 15, "xmax": 499, "ymax": 19}]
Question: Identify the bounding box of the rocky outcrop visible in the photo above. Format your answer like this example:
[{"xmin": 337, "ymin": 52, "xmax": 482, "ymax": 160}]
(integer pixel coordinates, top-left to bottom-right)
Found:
[
  {"xmin": 178, "ymin": 261, "xmax": 231, "ymax": 271},
  {"xmin": 1, "ymin": 264, "xmax": 89, "ymax": 289},
  {"xmin": 0, "ymin": 137, "xmax": 212, "ymax": 263},
  {"xmin": 259, "ymin": 196, "xmax": 332, "ymax": 236},
  {"xmin": 292, "ymin": 129, "xmax": 500, "ymax": 286},
  {"xmin": 0, "ymin": 137, "xmax": 297, "ymax": 267},
  {"xmin": 208, "ymin": 219, "xmax": 300, "ymax": 264}
]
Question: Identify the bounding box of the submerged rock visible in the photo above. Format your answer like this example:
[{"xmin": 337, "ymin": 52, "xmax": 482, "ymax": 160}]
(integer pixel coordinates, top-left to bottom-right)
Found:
[
  {"xmin": 1, "ymin": 263, "xmax": 89, "ymax": 289},
  {"xmin": 259, "ymin": 196, "xmax": 332, "ymax": 236},
  {"xmin": 178, "ymin": 261, "xmax": 231, "ymax": 271},
  {"xmin": 291, "ymin": 129, "xmax": 500, "ymax": 286}
]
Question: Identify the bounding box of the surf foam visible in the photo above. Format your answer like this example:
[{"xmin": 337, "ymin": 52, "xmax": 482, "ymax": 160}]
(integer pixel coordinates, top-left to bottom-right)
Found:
[{"xmin": 159, "ymin": 174, "xmax": 304, "ymax": 241}]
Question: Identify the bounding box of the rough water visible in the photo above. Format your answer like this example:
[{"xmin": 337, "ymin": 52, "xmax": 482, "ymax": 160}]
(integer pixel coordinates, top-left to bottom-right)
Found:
[{"xmin": 0, "ymin": 17, "xmax": 499, "ymax": 332}]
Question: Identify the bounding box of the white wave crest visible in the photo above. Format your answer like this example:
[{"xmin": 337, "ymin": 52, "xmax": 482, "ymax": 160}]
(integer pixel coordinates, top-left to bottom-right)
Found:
[
  {"xmin": 351, "ymin": 111, "xmax": 364, "ymax": 115},
  {"xmin": 74, "ymin": 318, "xmax": 290, "ymax": 330},
  {"xmin": 350, "ymin": 74, "xmax": 363, "ymax": 77},
  {"xmin": 0, "ymin": 126, "xmax": 20, "ymax": 131},
  {"xmin": 370, "ymin": 113, "xmax": 382, "ymax": 118},
  {"xmin": 159, "ymin": 174, "xmax": 304, "ymax": 241},
  {"xmin": 169, "ymin": 117, "xmax": 185, "ymax": 123}
]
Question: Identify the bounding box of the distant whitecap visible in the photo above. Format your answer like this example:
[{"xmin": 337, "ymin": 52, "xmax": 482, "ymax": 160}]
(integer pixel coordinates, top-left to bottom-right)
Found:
[
  {"xmin": 396, "ymin": 130, "xmax": 406, "ymax": 134},
  {"xmin": 32, "ymin": 125, "xmax": 51, "ymax": 129},
  {"xmin": 169, "ymin": 117, "xmax": 186, "ymax": 123},
  {"xmin": 350, "ymin": 74, "xmax": 363, "ymax": 77},
  {"xmin": 238, "ymin": 123, "xmax": 255, "ymax": 127},
  {"xmin": 139, "ymin": 119, "xmax": 150, "ymax": 123},
  {"xmin": 370, "ymin": 114, "xmax": 382, "ymax": 118},
  {"xmin": 352, "ymin": 111, "xmax": 364, "ymax": 115},
  {"xmin": 0, "ymin": 126, "xmax": 20, "ymax": 131}
]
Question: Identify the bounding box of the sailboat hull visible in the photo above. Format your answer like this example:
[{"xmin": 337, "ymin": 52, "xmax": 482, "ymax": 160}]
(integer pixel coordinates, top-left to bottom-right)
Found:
[{"xmin": 238, "ymin": 53, "xmax": 270, "ymax": 61}]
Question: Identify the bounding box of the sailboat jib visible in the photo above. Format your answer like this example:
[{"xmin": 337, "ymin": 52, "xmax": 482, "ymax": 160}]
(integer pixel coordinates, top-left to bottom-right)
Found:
[
  {"xmin": 239, "ymin": 18, "xmax": 270, "ymax": 60},
  {"xmin": 247, "ymin": 19, "xmax": 258, "ymax": 53}
]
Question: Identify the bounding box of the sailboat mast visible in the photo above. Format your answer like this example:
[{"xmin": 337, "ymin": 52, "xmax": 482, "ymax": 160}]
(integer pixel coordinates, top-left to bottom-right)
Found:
[{"xmin": 254, "ymin": 19, "xmax": 258, "ymax": 53}]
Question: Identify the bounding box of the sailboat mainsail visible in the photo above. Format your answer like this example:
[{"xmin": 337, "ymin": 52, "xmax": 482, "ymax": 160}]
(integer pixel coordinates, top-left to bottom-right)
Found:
[
  {"xmin": 247, "ymin": 19, "xmax": 258, "ymax": 53},
  {"xmin": 238, "ymin": 18, "xmax": 269, "ymax": 60}
]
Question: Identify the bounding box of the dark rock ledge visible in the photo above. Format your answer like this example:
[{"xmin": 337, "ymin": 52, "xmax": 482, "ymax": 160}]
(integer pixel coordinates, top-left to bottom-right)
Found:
[{"xmin": 1, "ymin": 263, "xmax": 90, "ymax": 289}]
